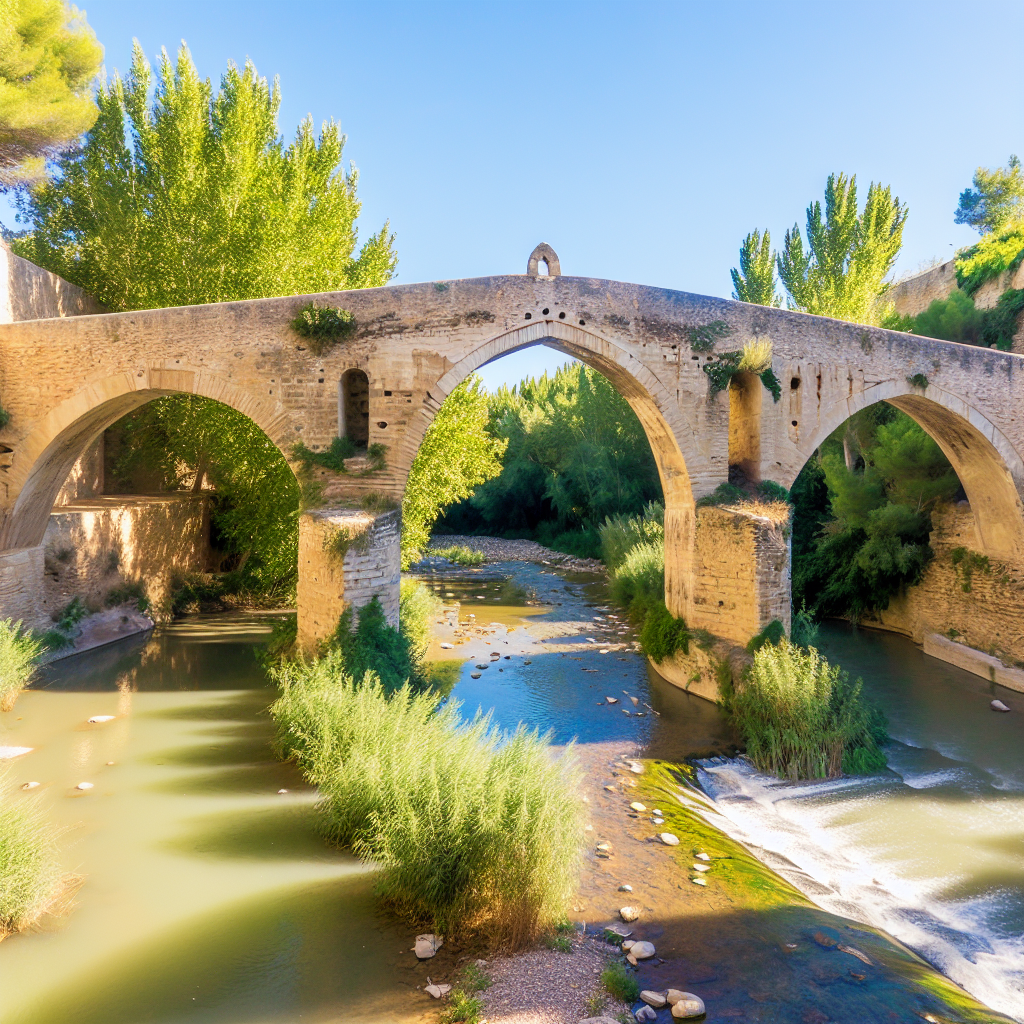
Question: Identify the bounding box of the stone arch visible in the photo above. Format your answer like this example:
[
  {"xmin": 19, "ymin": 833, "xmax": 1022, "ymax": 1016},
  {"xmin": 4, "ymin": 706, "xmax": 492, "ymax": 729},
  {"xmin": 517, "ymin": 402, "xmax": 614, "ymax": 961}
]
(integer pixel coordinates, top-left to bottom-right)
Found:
[
  {"xmin": 787, "ymin": 378, "xmax": 1024, "ymax": 562},
  {"xmin": 397, "ymin": 318, "xmax": 699, "ymax": 617},
  {"xmin": 1, "ymin": 365, "xmax": 299, "ymax": 550}
]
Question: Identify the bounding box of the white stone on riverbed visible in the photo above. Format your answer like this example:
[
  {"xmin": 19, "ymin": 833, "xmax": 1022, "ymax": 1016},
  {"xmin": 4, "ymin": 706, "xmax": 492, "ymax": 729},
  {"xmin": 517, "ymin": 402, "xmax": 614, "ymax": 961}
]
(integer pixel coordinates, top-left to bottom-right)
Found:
[
  {"xmin": 629, "ymin": 801, "xmax": 646, "ymax": 812},
  {"xmin": 87, "ymin": 715, "xmax": 115, "ymax": 724},
  {"xmin": 670, "ymin": 993, "xmax": 706, "ymax": 1018},
  {"xmin": 693, "ymin": 863, "xmax": 710, "ymax": 872},
  {"xmin": 618, "ymin": 883, "xmax": 633, "ymax": 892},
  {"xmin": 630, "ymin": 940, "xmax": 656, "ymax": 959},
  {"xmin": 440, "ymin": 642, "xmax": 454, "ymax": 649},
  {"xmin": 991, "ymin": 699, "xmax": 1010, "ymax": 712},
  {"xmin": 619, "ymin": 906, "xmax": 640, "ymax": 922},
  {"xmin": 21, "ymin": 781, "xmax": 39, "ymax": 790},
  {"xmin": 605, "ymin": 697, "xmax": 618, "ymax": 704},
  {"xmin": 628, "ymin": 762, "xmax": 644, "ymax": 773},
  {"xmin": 640, "ymin": 990, "xmax": 667, "ymax": 1008},
  {"xmin": 635, "ymin": 1006, "xmax": 657, "ymax": 1021},
  {"xmin": 659, "ymin": 832, "xmax": 680, "ymax": 846},
  {"xmin": 415, "ymin": 933, "xmax": 443, "ymax": 959},
  {"xmin": 424, "ymin": 982, "xmax": 451, "ymax": 998},
  {"xmin": 695, "ymin": 852, "xmax": 710, "ymax": 861},
  {"xmin": 75, "ymin": 781, "xmax": 94, "ymax": 791},
  {"xmin": 0, "ymin": 746, "xmax": 32, "ymax": 759}
]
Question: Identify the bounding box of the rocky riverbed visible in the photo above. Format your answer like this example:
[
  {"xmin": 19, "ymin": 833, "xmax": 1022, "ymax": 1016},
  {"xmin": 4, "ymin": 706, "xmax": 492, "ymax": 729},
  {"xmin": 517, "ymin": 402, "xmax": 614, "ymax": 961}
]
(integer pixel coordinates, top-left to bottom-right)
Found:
[{"xmin": 413, "ymin": 544, "xmax": 1011, "ymax": 1024}]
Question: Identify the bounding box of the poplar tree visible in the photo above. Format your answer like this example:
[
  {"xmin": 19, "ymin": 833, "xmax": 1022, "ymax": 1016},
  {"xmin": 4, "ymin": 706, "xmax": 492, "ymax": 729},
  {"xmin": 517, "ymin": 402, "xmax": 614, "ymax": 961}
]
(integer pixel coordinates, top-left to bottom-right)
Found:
[
  {"xmin": 17, "ymin": 41, "xmax": 396, "ymax": 309},
  {"xmin": 0, "ymin": 0, "xmax": 102, "ymax": 188},
  {"xmin": 731, "ymin": 229, "xmax": 780, "ymax": 306},
  {"xmin": 777, "ymin": 174, "xmax": 907, "ymax": 324},
  {"xmin": 732, "ymin": 173, "xmax": 907, "ymax": 326}
]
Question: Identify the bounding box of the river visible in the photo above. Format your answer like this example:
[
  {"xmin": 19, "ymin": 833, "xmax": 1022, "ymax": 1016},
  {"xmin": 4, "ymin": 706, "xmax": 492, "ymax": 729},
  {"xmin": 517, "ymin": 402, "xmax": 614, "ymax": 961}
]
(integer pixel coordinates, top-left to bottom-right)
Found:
[
  {"xmin": 697, "ymin": 621, "xmax": 1024, "ymax": 1022},
  {"xmin": 1, "ymin": 570, "xmax": 1021, "ymax": 1022}
]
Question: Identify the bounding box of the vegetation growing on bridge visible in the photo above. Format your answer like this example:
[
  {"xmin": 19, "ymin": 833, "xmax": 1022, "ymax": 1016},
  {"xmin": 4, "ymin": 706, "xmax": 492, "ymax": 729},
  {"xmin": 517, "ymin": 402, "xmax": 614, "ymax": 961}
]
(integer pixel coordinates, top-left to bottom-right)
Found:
[{"xmin": 290, "ymin": 303, "xmax": 357, "ymax": 356}]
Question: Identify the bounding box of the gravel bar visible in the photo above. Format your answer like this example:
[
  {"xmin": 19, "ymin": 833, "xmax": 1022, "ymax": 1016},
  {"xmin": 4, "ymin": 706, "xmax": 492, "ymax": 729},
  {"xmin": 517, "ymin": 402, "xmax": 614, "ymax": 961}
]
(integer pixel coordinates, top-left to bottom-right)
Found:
[{"xmin": 426, "ymin": 535, "xmax": 604, "ymax": 573}]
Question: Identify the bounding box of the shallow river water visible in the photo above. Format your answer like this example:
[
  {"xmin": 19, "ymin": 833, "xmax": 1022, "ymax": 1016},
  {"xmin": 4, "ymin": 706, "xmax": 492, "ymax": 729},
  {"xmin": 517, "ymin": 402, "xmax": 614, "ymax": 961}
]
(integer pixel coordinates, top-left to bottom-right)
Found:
[
  {"xmin": 698, "ymin": 621, "xmax": 1024, "ymax": 1022},
  {"xmin": 0, "ymin": 567, "xmax": 728, "ymax": 1024},
  {"xmin": 2, "ymin": 566, "xmax": 1021, "ymax": 1022}
]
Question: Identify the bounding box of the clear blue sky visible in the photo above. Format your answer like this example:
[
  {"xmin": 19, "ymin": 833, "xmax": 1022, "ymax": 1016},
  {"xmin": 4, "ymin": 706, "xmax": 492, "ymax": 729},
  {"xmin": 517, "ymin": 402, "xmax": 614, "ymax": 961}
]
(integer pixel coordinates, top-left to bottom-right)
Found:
[{"xmin": 9, "ymin": 0, "xmax": 1024, "ymax": 388}]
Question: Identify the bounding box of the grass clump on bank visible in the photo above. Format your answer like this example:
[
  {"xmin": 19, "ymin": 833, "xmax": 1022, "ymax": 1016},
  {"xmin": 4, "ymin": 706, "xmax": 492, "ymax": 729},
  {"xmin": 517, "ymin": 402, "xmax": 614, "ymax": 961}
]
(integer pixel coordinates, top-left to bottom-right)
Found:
[
  {"xmin": 0, "ymin": 787, "xmax": 69, "ymax": 935},
  {"xmin": 270, "ymin": 654, "xmax": 583, "ymax": 948},
  {"xmin": 600, "ymin": 504, "xmax": 691, "ymax": 663},
  {"xmin": 430, "ymin": 544, "xmax": 486, "ymax": 567},
  {"xmin": 726, "ymin": 639, "xmax": 887, "ymax": 779},
  {"xmin": 0, "ymin": 620, "xmax": 43, "ymax": 712},
  {"xmin": 601, "ymin": 961, "xmax": 640, "ymax": 1003}
]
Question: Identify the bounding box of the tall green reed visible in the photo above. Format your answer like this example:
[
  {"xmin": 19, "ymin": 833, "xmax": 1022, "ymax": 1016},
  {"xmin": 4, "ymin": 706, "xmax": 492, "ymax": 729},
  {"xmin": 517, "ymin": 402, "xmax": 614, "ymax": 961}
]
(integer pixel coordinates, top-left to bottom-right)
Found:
[
  {"xmin": 0, "ymin": 620, "xmax": 43, "ymax": 712},
  {"xmin": 270, "ymin": 653, "xmax": 584, "ymax": 948},
  {"xmin": 727, "ymin": 639, "xmax": 886, "ymax": 779}
]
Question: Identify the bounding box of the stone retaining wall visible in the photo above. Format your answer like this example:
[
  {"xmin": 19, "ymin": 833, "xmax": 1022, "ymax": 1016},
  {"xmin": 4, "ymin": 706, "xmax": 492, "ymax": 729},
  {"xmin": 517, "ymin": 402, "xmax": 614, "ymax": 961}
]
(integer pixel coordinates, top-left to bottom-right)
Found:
[
  {"xmin": 296, "ymin": 506, "xmax": 401, "ymax": 649},
  {"xmin": 40, "ymin": 494, "xmax": 210, "ymax": 622},
  {"xmin": 862, "ymin": 504, "xmax": 1024, "ymax": 666}
]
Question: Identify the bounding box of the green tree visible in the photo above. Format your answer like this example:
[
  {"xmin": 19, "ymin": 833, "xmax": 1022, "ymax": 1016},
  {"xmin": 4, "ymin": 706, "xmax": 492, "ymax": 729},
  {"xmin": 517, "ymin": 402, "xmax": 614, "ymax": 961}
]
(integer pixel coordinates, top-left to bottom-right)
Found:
[
  {"xmin": 731, "ymin": 229, "xmax": 780, "ymax": 306},
  {"xmin": 0, "ymin": 0, "xmax": 102, "ymax": 189},
  {"xmin": 776, "ymin": 173, "xmax": 907, "ymax": 324},
  {"xmin": 110, "ymin": 396, "xmax": 300, "ymax": 596},
  {"xmin": 402, "ymin": 375, "xmax": 507, "ymax": 568},
  {"xmin": 954, "ymin": 154, "xmax": 1024, "ymax": 235},
  {"xmin": 16, "ymin": 40, "xmax": 395, "ymax": 309},
  {"xmin": 443, "ymin": 363, "xmax": 663, "ymax": 557},
  {"xmin": 15, "ymin": 42, "xmax": 396, "ymax": 605}
]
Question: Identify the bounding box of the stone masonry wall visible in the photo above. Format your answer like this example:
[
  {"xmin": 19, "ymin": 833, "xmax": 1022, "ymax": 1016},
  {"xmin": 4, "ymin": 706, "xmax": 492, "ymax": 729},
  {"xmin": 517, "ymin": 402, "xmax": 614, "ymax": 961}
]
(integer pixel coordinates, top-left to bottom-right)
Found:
[
  {"xmin": 40, "ymin": 494, "xmax": 210, "ymax": 621},
  {"xmin": 296, "ymin": 507, "xmax": 401, "ymax": 649},
  {"xmin": 690, "ymin": 505, "xmax": 792, "ymax": 644},
  {"xmin": 862, "ymin": 504, "xmax": 1024, "ymax": 666}
]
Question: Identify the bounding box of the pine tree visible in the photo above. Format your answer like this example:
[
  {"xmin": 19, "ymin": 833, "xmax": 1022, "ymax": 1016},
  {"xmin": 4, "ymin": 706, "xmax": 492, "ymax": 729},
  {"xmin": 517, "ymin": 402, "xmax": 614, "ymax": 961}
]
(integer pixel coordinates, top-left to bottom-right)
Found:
[
  {"xmin": 954, "ymin": 155, "xmax": 1024, "ymax": 235},
  {"xmin": 16, "ymin": 41, "xmax": 396, "ymax": 309},
  {"xmin": 731, "ymin": 229, "xmax": 779, "ymax": 306},
  {"xmin": 0, "ymin": 0, "xmax": 102, "ymax": 188}
]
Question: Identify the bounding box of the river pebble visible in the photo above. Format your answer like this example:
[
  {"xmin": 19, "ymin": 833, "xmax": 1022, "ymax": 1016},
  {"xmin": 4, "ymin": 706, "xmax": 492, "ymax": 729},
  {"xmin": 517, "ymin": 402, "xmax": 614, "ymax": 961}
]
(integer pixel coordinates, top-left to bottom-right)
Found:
[
  {"xmin": 87, "ymin": 715, "xmax": 115, "ymax": 724},
  {"xmin": 670, "ymin": 993, "xmax": 706, "ymax": 1018},
  {"xmin": 21, "ymin": 781, "xmax": 39, "ymax": 790},
  {"xmin": 630, "ymin": 940, "xmax": 656, "ymax": 959},
  {"xmin": 695, "ymin": 852, "xmax": 710, "ymax": 861},
  {"xmin": 659, "ymin": 832, "xmax": 680, "ymax": 846},
  {"xmin": 991, "ymin": 699, "xmax": 1010, "ymax": 712},
  {"xmin": 635, "ymin": 1005, "xmax": 657, "ymax": 1021},
  {"xmin": 424, "ymin": 982, "xmax": 451, "ymax": 998},
  {"xmin": 75, "ymin": 781, "xmax": 94, "ymax": 791},
  {"xmin": 640, "ymin": 990, "xmax": 667, "ymax": 1008},
  {"xmin": 619, "ymin": 884, "xmax": 633, "ymax": 892},
  {"xmin": 0, "ymin": 746, "xmax": 32, "ymax": 759},
  {"xmin": 619, "ymin": 906, "xmax": 640, "ymax": 922},
  {"xmin": 415, "ymin": 933, "xmax": 443, "ymax": 959}
]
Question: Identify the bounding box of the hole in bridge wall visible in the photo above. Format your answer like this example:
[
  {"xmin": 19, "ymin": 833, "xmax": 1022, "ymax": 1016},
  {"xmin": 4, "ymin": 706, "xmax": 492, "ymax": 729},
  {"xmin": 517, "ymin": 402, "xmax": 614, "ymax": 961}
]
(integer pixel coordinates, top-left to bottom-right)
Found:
[
  {"xmin": 537, "ymin": 260, "xmax": 549, "ymax": 276},
  {"xmin": 339, "ymin": 368, "xmax": 370, "ymax": 448},
  {"xmin": 728, "ymin": 371, "xmax": 762, "ymax": 486}
]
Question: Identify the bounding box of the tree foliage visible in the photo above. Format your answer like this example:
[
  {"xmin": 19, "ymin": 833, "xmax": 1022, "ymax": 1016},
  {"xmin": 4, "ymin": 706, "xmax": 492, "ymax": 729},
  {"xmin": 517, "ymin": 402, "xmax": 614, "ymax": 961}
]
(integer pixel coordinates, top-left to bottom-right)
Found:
[
  {"xmin": 734, "ymin": 173, "xmax": 907, "ymax": 326},
  {"xmin": 792, "ymin": 407, "xmax": 960, "ymax": 619},
  {"xmin": 954, "ymin": 154, "xmax": 1024, "ymax": 235},
  {"xmin": 402, "ymin": 374, "xmax": 507, "ymax": 567},
  {"xmin": 441, "ymin": 363, "xmax": 663, "ymax": 557},
  {"xmin": 0, "ymin": 0, "xmax": 102, "ymax": 188},
  {"xmin": 110, "ymin": 396, "xmax": 300, "ymax": 596},
  {"xmin": 15, "ymin": 40, "xmax": 396, "ymax": 309},
  {"xmin": 731, "ymin": 229, "xmax": 780, "ymax": 306},
  {"xmin": 777, "ymin": 173, "xmax": 907, "ymax": 324}
]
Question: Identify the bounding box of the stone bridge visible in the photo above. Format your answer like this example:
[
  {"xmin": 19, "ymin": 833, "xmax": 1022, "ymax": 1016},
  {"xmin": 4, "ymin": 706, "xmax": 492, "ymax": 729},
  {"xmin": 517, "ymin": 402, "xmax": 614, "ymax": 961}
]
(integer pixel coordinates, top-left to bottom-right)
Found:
[{"xmin": 0, "ymin": 245, "xmax": 1022, "ymax": 687}]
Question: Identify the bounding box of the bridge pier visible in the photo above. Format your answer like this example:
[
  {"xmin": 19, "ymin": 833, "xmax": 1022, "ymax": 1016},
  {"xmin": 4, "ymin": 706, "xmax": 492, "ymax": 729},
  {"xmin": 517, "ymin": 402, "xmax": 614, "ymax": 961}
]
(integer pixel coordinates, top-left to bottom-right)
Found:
[{"xmin": 296, "ymin": 507, "xmax": 401, "ymax": 650}]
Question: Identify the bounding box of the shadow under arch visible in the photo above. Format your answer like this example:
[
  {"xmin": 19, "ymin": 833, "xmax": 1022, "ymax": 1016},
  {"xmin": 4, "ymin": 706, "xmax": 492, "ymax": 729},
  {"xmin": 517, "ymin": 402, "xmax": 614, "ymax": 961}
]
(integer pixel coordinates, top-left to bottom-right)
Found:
[
  {"xmin": 2, "ymin": 365, "xmax": 300, "ymax": 550},
  {"xmin": 787, "ymin": 379, "xmax": 1024, "ymax": 563},
  {"xmin": 398, "ymin": 318, "xmax": 700, "ymax": 617}
]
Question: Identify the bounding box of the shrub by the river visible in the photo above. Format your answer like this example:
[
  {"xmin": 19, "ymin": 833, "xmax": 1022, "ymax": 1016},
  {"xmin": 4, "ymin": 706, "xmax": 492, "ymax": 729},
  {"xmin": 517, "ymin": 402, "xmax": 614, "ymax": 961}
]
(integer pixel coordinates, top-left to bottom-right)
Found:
[
  {"xmin": 0, "ymin": 620, "xmax": 43, "ymax": 712},
  {"xmin": 270, "ymin": 655, "xmax": 583, "ymax": 948},
  {"xmin": 0, "ymin": 787, "xmax": 66, "ymax": 934},
  {"xmin": 430, "ymin": 544, "xmax": 486, "ymax": 567},
  {"xmin": 600, "ymin": 504, "xmax": 691, "ymax": 663},
  {"xmin": 727, "ymin": 639, "xmax": 887, "ymax": 779}
]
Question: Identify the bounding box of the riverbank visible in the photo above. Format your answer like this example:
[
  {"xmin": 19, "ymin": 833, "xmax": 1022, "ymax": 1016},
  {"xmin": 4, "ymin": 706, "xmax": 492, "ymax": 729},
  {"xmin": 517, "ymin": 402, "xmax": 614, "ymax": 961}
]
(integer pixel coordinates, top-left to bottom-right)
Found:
[{"xmin": 413, "ymin": 554, "xmax": 1010, "ymax": 1023}]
